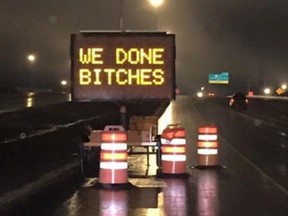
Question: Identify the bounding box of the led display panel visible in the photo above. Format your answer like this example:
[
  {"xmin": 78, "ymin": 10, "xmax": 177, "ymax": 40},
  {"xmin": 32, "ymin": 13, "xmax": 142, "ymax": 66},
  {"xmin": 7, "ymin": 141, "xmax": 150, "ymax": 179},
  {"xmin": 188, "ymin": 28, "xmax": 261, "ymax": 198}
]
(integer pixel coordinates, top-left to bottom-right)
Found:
[{"xmin": 71, "ymin": 32, "xmax": 176, "ymax": 101}]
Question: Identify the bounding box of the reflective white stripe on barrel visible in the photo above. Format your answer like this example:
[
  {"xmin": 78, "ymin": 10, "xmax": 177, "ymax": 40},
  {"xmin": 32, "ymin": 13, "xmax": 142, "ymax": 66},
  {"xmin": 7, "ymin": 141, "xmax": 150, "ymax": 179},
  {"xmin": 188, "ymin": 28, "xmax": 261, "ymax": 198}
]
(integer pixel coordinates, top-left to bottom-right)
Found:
[
  {"xmin": 161, "ymin": 154, "xmax": 186, "ymax": 161},
  {"xmin": 198, "ymin": 134, "xmax": 218, "ymax": 141},
  {"xmin": 101, "ymin": 143, "xmax": 127, "ymax": 150},
  {"xmin": 197, "ymin": 149, "xmax": 218, "ymax": 155},
  {"xmin": 170, "ymin": 138, "xmax": 186, "ymax": 145},
  {"xmin": 161, "ymin": 138, "xmax": 171, "ymax": 144},
  {"xmin": 100, "ymin": 162, "xmax": 128, "ymax": 169}
]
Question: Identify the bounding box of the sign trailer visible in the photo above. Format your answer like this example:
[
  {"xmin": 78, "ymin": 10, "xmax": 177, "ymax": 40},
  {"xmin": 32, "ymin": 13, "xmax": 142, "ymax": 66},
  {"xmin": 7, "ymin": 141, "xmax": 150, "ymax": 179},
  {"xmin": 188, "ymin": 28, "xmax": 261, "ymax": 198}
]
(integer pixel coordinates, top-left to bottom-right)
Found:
[{"xmin": 71, "ymin": 32, "xmax": 176, "ymax": 101}]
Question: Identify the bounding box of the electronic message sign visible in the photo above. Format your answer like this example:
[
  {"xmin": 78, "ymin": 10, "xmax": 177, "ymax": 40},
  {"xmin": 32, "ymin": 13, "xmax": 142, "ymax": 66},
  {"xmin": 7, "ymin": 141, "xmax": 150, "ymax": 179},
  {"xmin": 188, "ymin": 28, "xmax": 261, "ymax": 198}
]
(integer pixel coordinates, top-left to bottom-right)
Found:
[{"xmin": 71, "ymin": 32, "xmax": 176, "ymax": 101}]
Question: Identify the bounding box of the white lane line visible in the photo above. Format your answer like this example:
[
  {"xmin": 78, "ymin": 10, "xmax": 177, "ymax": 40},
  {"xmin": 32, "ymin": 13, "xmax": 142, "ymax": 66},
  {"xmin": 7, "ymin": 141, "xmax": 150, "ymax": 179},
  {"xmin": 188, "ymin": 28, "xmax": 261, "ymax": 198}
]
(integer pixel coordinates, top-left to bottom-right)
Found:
[{"xmin": 220, "ymin": 136, "xmax": 288, "ymax": 197}]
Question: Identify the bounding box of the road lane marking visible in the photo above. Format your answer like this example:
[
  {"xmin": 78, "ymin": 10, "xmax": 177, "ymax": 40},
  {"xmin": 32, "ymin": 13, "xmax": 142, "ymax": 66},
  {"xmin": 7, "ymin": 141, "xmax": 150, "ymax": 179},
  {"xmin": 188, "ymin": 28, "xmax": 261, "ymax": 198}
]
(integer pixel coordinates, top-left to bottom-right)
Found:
[{"xmin": 220, "ymin": 137, "xmax": 288, "ymax": 197}]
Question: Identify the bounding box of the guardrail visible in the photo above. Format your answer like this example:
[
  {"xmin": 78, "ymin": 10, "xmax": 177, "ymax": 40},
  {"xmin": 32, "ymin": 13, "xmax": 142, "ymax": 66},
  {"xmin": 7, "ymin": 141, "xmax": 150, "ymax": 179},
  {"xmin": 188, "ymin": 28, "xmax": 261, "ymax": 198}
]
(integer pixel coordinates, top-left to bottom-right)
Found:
[{"xmin": 227, "ymin": 95, "xmax": 288, "ymax": 100}]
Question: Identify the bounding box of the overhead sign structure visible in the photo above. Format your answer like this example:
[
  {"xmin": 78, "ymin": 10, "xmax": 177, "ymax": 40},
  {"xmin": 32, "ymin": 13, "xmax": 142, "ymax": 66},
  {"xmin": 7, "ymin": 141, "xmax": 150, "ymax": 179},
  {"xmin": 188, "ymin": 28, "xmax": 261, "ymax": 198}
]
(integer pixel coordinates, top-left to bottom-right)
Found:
[
  {"xmin": 71, "ymin": 32, "xmax": 176, "ymax": 101},
  {"xmin": 208, "ymin": 72, "xmax": 229, "ymax": 84}
]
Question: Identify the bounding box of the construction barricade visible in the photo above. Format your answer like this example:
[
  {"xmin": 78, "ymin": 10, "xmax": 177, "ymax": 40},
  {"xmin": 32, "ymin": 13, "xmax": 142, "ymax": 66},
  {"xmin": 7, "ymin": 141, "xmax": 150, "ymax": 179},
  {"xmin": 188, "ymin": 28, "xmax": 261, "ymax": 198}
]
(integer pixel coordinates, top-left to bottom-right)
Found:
[
  {"xmin": 160, "ymin": 124, "xmax": 187, "ymax": 175},
  {"xmin": 98, "ymin": 125, "xmax": 129, "ymax": 186},
  {"xmin": 197, "ymin": 124, "xmax": 219, "ymax": 167}
]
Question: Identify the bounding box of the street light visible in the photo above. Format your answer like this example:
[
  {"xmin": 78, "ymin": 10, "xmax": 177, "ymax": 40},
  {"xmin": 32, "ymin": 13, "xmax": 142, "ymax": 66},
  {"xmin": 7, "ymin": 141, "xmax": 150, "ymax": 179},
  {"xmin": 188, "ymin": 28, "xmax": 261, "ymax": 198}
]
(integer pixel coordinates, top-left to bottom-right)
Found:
[
  {"xmin": 119, "ymin": 0, "xmax": 164, "ymax": 30},
  {"xmin": 149, "ymin": 0, "xmax": 164, "ymax": 8},
  {"xmin": 148, "ymin": 0, "xmax": 164, "ymax": 29},
  {"xmin": 61, "ymin": 80, "xmax": 68, "ymax": 86},
  {"xmin": 27, "ymin": 54, "xmax": 36, "ymax": 62},
  {"xmin": 27, "ymin": 54, "xmax": 37, "ymax": 91},
  {"xmin": 60, "ymin": 79, "xmax": 69, "ymax": 94}
]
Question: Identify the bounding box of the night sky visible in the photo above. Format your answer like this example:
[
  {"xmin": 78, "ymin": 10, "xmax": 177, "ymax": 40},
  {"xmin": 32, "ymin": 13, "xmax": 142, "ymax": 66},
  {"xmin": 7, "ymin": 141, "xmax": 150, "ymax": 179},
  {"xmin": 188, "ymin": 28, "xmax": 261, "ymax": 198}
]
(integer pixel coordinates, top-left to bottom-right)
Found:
[{"xmin": 1, "ymin": 0, "xmax": 288, "ymax": 94}]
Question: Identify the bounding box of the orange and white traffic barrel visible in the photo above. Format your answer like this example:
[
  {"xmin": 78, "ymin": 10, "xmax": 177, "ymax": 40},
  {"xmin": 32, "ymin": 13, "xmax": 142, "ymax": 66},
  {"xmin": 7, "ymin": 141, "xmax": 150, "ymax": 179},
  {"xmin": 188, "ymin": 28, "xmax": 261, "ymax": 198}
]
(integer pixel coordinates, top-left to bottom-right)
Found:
[
  {"xmin": 161, "ymin": 124, "xmax": 187, "ymax": 174},
  {"xmin": 98, "ymin": 125, "xmax": 128, "ymax": 185},
  {"xmin": 197, "ymin": 124, "xmax": 219, "ymax": 167}
]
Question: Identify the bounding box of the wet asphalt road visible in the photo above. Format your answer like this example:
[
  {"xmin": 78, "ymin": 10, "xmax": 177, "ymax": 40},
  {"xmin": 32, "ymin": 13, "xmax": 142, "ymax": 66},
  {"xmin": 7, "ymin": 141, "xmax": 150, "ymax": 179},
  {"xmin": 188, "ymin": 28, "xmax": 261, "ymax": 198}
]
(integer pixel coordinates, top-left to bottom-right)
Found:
[{"xmin": 4, "ymin": 95, "xmax": 288, "ymax": 216}]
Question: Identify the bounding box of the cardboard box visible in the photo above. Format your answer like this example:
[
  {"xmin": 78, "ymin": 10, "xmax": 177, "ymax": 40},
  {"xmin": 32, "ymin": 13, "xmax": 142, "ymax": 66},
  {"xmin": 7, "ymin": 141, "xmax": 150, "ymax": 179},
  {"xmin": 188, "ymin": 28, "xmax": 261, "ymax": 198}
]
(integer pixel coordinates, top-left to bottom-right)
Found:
[{"xmin": 129, "ymin": 116, "xmax": 158, "ymax": 131}]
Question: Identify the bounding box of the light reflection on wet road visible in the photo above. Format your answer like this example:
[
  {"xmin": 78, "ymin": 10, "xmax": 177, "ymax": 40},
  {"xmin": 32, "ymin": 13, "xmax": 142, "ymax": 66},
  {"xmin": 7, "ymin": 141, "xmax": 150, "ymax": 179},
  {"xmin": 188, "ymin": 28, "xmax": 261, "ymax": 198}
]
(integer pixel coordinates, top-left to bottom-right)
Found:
[
  {"xmin": 196, "ymin": 171, "xmax": 218, "ymax": 216},
  {"xmin": 43, "ymin": 154, "xmax": 222, "ymax": 216}
]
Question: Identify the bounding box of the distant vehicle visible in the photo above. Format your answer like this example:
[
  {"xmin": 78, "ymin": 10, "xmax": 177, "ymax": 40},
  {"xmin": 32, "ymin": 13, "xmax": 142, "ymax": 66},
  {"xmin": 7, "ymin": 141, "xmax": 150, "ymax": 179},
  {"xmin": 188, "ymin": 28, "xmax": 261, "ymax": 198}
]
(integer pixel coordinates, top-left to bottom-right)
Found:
[{"xmin": 229, "ymin": 92, "xmax": 248, "ymax": 110}]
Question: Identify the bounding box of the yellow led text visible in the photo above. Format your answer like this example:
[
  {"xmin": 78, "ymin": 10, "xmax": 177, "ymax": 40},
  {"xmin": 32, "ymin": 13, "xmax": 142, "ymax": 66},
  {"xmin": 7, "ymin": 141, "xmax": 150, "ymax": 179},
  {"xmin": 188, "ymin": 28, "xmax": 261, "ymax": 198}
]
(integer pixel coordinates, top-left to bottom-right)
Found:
[
  {"xmin": 79, "ymin": 68, "xmax": 164, "ymax": 85},
  {"xmin": 78, "ymin": 47, "xmax": 166, "ymax": 86},
  {"xmin": 116, "ymin": 48, "xmax": 164, "ymax": 65},
  {"xmin": 79, "ymin": 48, "xmax": 104, "ymax": 64}
]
